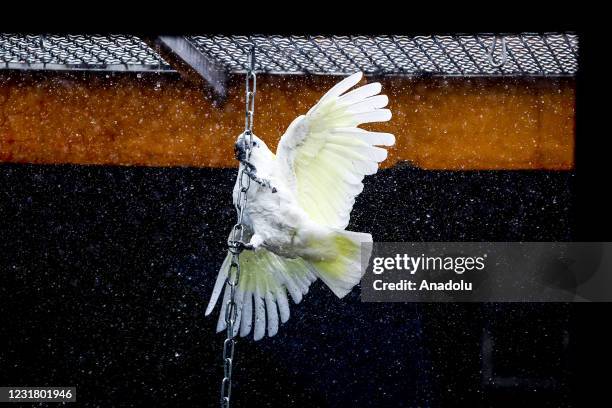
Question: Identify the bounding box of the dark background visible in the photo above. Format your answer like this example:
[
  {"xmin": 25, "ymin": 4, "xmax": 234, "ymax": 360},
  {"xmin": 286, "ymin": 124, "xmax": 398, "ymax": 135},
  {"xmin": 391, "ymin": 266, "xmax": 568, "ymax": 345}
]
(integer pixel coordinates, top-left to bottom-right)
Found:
[{"xmin": 0, "ymin": 164, "xmax": 575, "ymax": 407}]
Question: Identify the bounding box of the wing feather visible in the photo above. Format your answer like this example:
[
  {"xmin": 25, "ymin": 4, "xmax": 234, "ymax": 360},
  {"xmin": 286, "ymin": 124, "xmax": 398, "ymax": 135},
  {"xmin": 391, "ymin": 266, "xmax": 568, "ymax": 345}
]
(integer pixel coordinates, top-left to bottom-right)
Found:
[
  {"xmin": 209, "ymin": 234, "xmax": 317, "ymax": 340},
  {"xmin": 276, "ymin": 72, "xmax": 395, "ymax": 228},
  {"xmin": 275, "ymin": 286, "xmax": 290, "ymax": 323},
  {"xmin": 309, "ymin": 71, "xmax": 364, "ymax": 111},
  {"xmin": 337, "ymin": 81, "xmax": 382, "ymax": 102},
  {"xmin": 239, "ymin": 290, "xmax": 253, "ymax": 337},
  {"xmin": 253, "ymin": 289, "xmax": 266, "ymax": 341},
  {"xmin": 265, "ymin": 291, "xmax": 279, "ymax": 337}
]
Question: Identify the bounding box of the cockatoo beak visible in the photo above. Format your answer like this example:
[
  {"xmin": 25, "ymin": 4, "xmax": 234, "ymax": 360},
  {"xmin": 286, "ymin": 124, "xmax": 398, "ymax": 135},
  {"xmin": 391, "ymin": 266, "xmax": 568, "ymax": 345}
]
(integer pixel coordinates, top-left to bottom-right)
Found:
[{"xmin": 234, "ymin": 138, "xmax": 247, "ymax": 162}]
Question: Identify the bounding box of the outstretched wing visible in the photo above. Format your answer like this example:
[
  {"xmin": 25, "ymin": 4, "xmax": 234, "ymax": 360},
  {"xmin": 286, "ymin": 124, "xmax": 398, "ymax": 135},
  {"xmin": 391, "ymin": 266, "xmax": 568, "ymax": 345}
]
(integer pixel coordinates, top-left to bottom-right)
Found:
[
  {"xmin": 205, "ymin": 248, "xmax": 317, "ymax": 341},
  {"xmin": 276, "ymin": 71, "xmax": 395, "ymax": 229}
]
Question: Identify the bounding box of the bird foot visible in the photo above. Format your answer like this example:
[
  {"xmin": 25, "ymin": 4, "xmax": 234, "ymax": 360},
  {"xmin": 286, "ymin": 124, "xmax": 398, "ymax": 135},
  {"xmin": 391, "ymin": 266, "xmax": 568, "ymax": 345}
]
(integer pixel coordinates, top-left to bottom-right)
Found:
[
  {"xmin": 242, "ymin": 242, "xmax": 256, "ymax": 250},
  {"xmin": 243, "ymin": 164, "xmax": 277, "ymax": 193}
]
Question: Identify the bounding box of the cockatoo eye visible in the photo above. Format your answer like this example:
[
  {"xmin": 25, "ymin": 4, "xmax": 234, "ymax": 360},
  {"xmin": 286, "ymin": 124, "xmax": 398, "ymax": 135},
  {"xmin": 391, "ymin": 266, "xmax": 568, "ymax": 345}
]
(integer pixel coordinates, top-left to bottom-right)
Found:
[{"xmin": 252, "ymin": 141, "xmax": 258, "ymax": 147}]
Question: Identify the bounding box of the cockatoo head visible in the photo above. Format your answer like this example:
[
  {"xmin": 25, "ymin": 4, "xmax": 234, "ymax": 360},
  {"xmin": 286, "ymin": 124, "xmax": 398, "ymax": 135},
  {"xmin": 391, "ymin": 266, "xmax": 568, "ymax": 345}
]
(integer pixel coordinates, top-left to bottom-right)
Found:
[{"xmin": 234, "ymin": 132, "xmax": 273, "ymax": 164}]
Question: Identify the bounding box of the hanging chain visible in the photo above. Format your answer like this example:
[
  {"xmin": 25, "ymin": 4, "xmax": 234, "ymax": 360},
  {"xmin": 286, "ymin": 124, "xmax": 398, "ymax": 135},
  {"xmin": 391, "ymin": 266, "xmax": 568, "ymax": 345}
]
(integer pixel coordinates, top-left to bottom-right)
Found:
[{"xmin": 220, "ymin": 45, "xmax": 256, "ymax": 408}]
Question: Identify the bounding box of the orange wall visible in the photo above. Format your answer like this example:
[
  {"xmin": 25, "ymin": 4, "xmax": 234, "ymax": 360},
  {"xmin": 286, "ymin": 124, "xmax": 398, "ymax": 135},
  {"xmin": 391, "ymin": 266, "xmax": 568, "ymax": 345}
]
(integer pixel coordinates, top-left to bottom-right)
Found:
[{"xmin": 0, "ymin": 72, "xmax": 575, "ymax": 169}]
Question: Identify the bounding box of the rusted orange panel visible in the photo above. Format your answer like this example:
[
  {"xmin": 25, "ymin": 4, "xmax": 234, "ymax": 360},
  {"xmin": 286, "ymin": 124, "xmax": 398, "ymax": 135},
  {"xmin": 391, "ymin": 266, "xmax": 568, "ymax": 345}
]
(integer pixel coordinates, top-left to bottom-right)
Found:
[
  {"xmin": 0, "ymin": 72, "xmax": 574, "ymax": 169},
  {"xmin": 381, "ymin": 77, "xmax": 575, "ymax": 170}
]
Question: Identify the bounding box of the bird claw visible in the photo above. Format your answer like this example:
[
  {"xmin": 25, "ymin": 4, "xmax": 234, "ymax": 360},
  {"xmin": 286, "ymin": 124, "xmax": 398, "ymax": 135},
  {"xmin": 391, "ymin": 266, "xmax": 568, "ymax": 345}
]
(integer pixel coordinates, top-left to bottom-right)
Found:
[{"xmin": 243, "ymin": 163, "xmax": 277, "ymax": 193}]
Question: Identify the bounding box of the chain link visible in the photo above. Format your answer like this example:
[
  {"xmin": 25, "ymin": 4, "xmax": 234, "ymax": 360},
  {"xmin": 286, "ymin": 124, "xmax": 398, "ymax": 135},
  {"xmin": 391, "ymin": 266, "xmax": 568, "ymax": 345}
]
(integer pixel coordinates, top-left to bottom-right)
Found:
[{"xmin": 220, "ymin": 45, "xmax": 256, "ymax": 408}]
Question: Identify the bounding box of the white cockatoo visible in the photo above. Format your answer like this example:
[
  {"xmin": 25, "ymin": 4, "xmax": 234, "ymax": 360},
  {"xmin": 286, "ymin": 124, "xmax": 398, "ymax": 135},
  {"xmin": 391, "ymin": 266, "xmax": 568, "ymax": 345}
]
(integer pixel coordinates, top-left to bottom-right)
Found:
[{"xmin": 206, "ymin": 72, "xmax": 395, "ymax": 340}]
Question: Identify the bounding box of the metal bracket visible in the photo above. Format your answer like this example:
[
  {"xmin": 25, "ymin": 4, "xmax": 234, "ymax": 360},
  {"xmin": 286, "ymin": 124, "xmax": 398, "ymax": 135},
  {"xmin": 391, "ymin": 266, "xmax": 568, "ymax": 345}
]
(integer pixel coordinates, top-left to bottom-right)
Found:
[
  {"xmin": 144, "ymin": 36, "xmax": 228, "ymax": 104},
  {"xmin": 487, "ymin": 36, "xmax": 508, "ymax": 68}
]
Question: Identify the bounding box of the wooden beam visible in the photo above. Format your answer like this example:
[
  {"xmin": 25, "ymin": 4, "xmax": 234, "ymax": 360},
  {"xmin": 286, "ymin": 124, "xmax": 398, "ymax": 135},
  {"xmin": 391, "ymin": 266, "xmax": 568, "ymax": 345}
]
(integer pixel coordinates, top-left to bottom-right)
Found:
[{"xmin": 144, "ymin": 36, "xmax": 227, "ymax": 102}]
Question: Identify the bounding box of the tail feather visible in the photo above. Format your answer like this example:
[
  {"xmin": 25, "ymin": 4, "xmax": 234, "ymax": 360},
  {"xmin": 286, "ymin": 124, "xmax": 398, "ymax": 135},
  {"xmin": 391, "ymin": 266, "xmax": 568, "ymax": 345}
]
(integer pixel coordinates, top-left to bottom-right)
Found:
[{"xmin": 309, "ymin": 230, "xmax": 372, "ymax": 298}]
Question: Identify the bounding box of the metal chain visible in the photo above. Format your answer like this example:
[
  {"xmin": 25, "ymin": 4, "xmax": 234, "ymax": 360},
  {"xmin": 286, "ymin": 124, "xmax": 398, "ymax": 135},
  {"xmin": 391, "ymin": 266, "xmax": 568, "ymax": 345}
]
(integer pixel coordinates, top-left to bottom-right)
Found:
[{"xmin": 220, "ymin": 45, "xmax": 256, "ymax": 408}]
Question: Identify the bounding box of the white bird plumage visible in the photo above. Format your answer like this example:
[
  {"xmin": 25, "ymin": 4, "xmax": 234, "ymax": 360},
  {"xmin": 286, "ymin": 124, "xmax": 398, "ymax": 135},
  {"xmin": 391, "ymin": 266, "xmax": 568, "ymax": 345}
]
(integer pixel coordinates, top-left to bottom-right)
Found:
[{"xmin": 205, "ymin": 72, "xmax": 395, "ymax": 340}]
